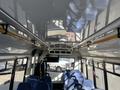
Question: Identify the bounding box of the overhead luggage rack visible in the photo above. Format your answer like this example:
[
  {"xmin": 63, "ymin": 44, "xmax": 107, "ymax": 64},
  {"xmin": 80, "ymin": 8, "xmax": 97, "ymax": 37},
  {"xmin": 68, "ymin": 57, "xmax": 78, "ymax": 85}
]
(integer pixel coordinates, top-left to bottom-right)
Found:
[
  {"xmin": 73, "ymin": 17, "xmax": 120, "ymax": 48},
  {"xmin": 0, "ymin": 8, "xmax": 48, "ymax": 47}
]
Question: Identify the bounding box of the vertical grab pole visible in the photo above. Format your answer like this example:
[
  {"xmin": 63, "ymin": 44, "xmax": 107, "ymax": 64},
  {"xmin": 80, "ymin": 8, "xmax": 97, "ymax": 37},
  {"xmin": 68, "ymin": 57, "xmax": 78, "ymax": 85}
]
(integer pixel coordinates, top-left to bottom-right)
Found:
[
  {"xmin": 113, "ymin": 64, "xmax": 115, "ymax": 73},
  {"xmin": 92, "ymin": 60, "xmax": 97, "ymax": 88},
  {"xmin": 26, "ymin": 56, "xmax": 32, "ymax": 75},
  {"xmin": 5, "ymin": 61, "xmax": 8, "ymax": 70},
  {"xmin": 103, "ymin": 61, "xmax": 108, "ymax": 90},
  {"xmin": 23, "ymin": 57, "xmax": 29, "ymax": 82},
  {"xmin": 78, "ymin": 58, "xmax": 81, "ymax": 71},
  {"xmin": 22, "ymin": 59, "xmax": 24, "ymax": 66},
  {"xmin": 81, "ymin": 59, "xmax": 83, "ymax": 73},
  {"xmin": 86, "ymin": 59, "xmax": 88, "ymax": 79},
  {"xmin": 9, "ymin": 58, "xmax": 17, "ymax": 90}
]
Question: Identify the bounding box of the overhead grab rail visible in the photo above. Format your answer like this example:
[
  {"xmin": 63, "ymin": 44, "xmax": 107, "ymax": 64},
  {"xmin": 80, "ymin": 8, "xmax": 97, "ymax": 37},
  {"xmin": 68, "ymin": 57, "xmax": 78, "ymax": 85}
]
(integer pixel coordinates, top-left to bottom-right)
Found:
[
  {"xmin": 80, "ymin": 33, "xmax": 118, "ymax": 47},
  {"xmin": 83, "ymin": 55, "xmax": 120, "ymax": 60},
  {"xmin": 92, "ymin": 34, "xmax": 118, "ymax": 44},
  {"xmin": 0, "ymin": 53, "xmax": 30, "ymax": 61},
  {"xmin": 72, "ymin": 17, "xmax": 120, "ymax": 48},
  {"xmin": 0, "ymin": 8, "xmax": 49, "ymax": 47},
  {"xmin": 0, "ymin": 25, "xmax": 35, "ymax": 45},
  {"xmin": 82, "ymin": 55, "xmax": 120, "ymax": 64},
  {"xmin": 0, "ymin": 53, "xmax": 30, "ymax": 56},
  {"xmin": 0, "ymin": 56, "xmax": 28, "ymax": 62}
]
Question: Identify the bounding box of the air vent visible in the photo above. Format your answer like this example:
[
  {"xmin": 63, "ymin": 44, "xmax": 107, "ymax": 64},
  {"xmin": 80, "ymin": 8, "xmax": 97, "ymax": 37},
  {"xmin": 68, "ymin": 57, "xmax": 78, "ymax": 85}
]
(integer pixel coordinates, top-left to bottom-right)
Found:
[
  {"xmin": 49, "ymin": 50, "xmax": 72, "ymax": 55},
  {"xmin": 49, "ymin": 44, "xmax": 72, "ymax": 49}
]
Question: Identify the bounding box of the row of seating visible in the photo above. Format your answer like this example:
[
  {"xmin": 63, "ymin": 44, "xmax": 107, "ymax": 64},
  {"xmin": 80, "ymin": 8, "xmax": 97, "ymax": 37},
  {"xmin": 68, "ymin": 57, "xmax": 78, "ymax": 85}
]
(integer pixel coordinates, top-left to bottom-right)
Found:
[
  {"xmin": 18, "ymin": 82, "xmax": 50, "ymax": 90},
  {"xmin": 17, "ymin": 83, "xmax": 32, "ymax": 90},
  {"xmin": 17, "ymin": 73, "xmax": 52, "ymax": 90}
]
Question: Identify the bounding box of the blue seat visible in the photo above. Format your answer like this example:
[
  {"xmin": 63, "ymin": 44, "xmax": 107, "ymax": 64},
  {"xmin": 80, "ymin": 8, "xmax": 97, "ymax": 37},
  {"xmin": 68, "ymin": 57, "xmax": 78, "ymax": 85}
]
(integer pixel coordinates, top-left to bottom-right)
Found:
[
  {"xmin": 35, "ymin": 82, "xmax": 50, "ymax": 90},
  {"xmin": 44, "ymin": 75, "xmax": 51, "ymax": 82},
  {"xmin": 26, "ymin": 76, "xmax": 40, "ymax": 90},
  {"xmin": 43, "ymin": 75, "xmax": 52, "ymax": 90},
  {"xmin": 26, "ymin": 75, "xmax": 50, "ymax": 90},
  {"xmin": 27, "ymin": 75, "xmax": 39, "ymax": 80},
  {"xmin": 17, "ymin": 83, "xmax": 32, "ymax": 90}
]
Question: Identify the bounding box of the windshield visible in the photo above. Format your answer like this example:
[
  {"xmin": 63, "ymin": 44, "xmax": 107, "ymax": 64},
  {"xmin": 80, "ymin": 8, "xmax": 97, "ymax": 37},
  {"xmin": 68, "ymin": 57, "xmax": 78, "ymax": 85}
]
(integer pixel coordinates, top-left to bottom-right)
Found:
[{"xmin": 47, "ymin": 58, "xmax": 74, "ymax": 81}]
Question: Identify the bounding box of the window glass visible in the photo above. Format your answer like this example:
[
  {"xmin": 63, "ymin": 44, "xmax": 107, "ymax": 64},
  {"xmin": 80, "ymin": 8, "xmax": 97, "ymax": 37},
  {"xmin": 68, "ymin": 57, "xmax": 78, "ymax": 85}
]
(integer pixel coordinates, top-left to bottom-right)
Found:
[
  {"xmin": 96, "ymin": 9, "xmax": 107, "ymax": 31},
  {"xmin": 0, "ymin": 62, "xmax": 6, "ymax": 70},
  {"xmin": 95, "ymin": 68, "xmax": 104, "ymax": 89},
  {"xmin": 99, "ymin": 63, "xmax": 103, "ymax": 69},
  {"xmin": 48, "ymin": 58, "xmax": 74, "ymax": 81},
  {"xmin": 13, "ymin": 59, "xmax": 27, "ymax": 90},
  {"xmin": 106, "ymin": 63, "xmax": 113, "ymax": 72},
  {"xmin": 115, "ymin": 65, "xmax": 120, "ymax": 74},
  {"xmin": 74, "ymin": 61, "xmax": 80, "ymax": 70},
  {"xmin": 107, "ymin": 73, "xmax": 120, "ymax": 90},
  {"xmin": 89, "ymin": 20, "xmax": 95, "ymax": 35},
  {"xmin": 95, "ymin": 68, "xmax": 105, "ymax": 89},
  {"xmin": 94, "ymin": 62, "xmax": 98, "ymax": 67},
  {"xmin": 0, "ymin": 60, "xmax": 14, "ymax": 89},
  {"xmin": 76, "ymin": 33, "xmax": 81, "ymax": 41},
  {"xmin": 80, "ymin": 29, "xmax": 84, "ymax": 40},
  {"xmin": 88, "ymin": 65, "xmax": 93, "ymax": 82},
  {"xmin": 88, "ymin": 60, "xmax": 92, "ymax": 66},
  {"xmin": 84, "ymin": 25, "xmax": 89, "ymax": 39},
  {"xmin": 109, "ymin": 0, "xmax": 120, "ymax": 24},
  {"xmin": 83, "ymin": 63, "xmax": 86, "ymax": 77}
]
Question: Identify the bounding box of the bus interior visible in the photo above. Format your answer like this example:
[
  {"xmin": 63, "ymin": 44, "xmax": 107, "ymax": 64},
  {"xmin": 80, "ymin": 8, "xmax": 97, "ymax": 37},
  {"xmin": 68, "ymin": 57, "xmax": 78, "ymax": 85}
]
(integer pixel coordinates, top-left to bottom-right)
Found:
[{"xmin": 0, "ymin": 0, "xmax": 120, "ymax": 90}]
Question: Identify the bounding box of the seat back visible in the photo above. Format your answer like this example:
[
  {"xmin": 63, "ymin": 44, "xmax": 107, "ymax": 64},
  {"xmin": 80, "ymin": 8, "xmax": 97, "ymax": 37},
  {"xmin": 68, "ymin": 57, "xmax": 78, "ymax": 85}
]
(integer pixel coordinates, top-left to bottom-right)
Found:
[
  {"xmin": 43, "ymin": 75, "xmax": 52, "ymax": 90},
  {"xmin": 26, "ymin": 75, "xmax": 40, "ymax": 89},
  {"xmin": 35, "ymin": 81, "xmax": 50, "ymax": 90},
  {"xmin": 26, "ymin": 75, "xmax": 50, "ymax": 90},
  {"xmin": 17, "ymin": 83, "xmax": 32, "ymax": 90}
]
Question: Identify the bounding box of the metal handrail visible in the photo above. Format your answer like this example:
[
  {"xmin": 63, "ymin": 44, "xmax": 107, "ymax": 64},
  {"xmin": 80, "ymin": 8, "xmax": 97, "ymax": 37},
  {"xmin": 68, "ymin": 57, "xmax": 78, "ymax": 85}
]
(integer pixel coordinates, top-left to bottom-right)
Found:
[
  {"xmin": 72, "ymin": 17, "xmax": 120, "ymax": 48},
  {"xmin": 0, "ymin": 8, "xmax": 48, "ymax": 47}
]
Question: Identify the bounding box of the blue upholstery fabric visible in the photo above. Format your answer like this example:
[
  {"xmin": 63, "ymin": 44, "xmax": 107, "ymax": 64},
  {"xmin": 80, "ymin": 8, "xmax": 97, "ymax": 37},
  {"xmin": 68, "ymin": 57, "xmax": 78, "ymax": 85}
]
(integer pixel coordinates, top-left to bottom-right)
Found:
[
  {"xmin": 17, "ymin": 83, "xmax": 32, "ymax": 90},
  {"xmin": 27, "ymin": 76, "xmax": 40, "ymax": 90},
  {"xmin": 43, "ymin": 75, "xmax": 52, "ymax": 90},
  {"xmin": 35, "ymin": 82, "xmax": 50, "ymax": 90},
  {"xmin": 26, "ymin": 75, "xmax": 50, "ymax": 90}
]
